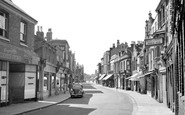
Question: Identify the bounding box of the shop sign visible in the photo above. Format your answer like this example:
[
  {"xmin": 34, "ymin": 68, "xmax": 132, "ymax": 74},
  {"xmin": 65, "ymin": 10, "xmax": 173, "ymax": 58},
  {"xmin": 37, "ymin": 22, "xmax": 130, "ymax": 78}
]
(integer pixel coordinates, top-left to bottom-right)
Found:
[
  {"xmin": 0, "ymin": 46, "xmax": 23, "ymax": 62},
  {"xmin": 0, "ymin": 42, "xmax": 35, "ymax": 64},
  {"xmin": 169, "ymin": 0, "xmax": 174, "ymax": 33},
  {"xmin": 145, "ymin": 37, "xmax": 163, "ymax": 47}
]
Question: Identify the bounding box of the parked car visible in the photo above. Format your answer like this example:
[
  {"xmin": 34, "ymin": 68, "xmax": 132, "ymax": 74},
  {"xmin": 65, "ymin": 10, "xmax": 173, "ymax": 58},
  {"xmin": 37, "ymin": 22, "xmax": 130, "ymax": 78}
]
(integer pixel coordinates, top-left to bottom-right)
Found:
[{"xmin": 70, "ymin": 83, "xmax": 84, "ymax": 98}]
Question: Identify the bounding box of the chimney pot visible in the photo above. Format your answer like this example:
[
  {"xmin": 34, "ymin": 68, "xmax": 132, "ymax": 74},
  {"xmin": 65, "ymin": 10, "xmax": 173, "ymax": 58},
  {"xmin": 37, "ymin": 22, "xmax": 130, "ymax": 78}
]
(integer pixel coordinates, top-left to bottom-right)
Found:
[
  {"xmin": 41, "ymin": 26, "xmax": 43, "ymax": 32},
  {"xmin": 37, "ymin": 26, "xmax": 39, "ymax": 31}
]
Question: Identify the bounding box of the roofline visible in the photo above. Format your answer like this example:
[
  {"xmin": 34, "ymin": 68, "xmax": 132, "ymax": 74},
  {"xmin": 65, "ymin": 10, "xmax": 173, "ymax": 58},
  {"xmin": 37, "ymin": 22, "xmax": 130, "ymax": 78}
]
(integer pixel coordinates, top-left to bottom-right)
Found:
[
  {"xmin": 2, "ymin": 0, "xmax": 37, "ymax": 24},
  {"xmin": 155, "ymin": 0, "xmax": 165, "ymax": 12},
  {"xmin": 35, "ymin": 35, "xmax": 56, "ymax": 51},
  {"xmin": 50, "ymin": 39, "xmax": 70, "ymax": 48}
]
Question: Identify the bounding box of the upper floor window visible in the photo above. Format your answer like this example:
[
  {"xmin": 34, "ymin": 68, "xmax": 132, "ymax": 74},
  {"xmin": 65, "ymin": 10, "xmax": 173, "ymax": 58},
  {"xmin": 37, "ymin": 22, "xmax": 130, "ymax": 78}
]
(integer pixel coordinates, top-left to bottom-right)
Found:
[
  {"xmin": 120, "ymin": 61, "xmax": 122, "ymax": 70},
  {"xmin": 20, "ymin": 21, "xmax": 27, "ymax": 43},
  {"xmin": 0, "ymin": 11, "xmax": 8, "ymax": 38},
  {"xmin": 158, "ymin": 5, "xmax": 166, "ymax": 28}
]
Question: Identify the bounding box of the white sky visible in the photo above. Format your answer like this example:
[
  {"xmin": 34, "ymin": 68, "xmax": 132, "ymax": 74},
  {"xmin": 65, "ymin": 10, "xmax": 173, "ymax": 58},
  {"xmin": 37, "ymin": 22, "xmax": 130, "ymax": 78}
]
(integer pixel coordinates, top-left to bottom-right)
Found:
[{"xmin": 13, "ymin": 0, "xmax": 160, "ymax": 75}]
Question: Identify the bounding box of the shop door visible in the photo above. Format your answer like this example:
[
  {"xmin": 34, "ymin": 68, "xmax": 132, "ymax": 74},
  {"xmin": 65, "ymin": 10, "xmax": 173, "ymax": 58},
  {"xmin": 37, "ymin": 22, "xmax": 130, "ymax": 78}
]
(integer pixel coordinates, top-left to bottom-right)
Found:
[
  {"xmin": 9, "ymin": 64, "xmax": 25, "ymax": 104},
  {"xmin": 9, "ymin": 73, "xmax": 24, "ymax": 103}
]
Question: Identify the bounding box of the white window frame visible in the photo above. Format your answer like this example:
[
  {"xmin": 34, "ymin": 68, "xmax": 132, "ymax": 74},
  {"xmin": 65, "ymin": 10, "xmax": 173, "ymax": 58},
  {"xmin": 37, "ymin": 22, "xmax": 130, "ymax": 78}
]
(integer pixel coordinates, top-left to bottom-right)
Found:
[
  {"xmin": 20, "ymin": 21, "xmax": 27, "ymax": 43},
  {"xmin": 0, "ymin": 11, "xmax": 8, "ymax": 38}
]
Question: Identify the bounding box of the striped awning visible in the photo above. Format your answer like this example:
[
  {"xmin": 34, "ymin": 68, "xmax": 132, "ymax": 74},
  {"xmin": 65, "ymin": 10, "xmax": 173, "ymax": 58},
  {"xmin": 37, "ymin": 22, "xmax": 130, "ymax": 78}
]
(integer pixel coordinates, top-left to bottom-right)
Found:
[
  {"xmin": 99, "ymin": 74, "xmax": 106, "ymax": 80},
  {"xmin": 103, "ymin": 74, "xmax": 113, "ymax": 80},
  {"xmin": 129, "ymin": 72, "xmax": 143, "ymax": 81}
]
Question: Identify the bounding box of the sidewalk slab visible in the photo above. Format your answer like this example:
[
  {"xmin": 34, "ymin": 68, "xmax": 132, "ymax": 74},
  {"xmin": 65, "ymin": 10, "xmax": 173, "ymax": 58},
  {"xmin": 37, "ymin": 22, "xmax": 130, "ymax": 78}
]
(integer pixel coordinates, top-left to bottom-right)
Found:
[
  {"xmin": 101, "ymin": 85, "xmax": 175, "ymax": 115},
  {"xmin": 0, "ymin": 92, "xmax": 70, "ymax": 115}
]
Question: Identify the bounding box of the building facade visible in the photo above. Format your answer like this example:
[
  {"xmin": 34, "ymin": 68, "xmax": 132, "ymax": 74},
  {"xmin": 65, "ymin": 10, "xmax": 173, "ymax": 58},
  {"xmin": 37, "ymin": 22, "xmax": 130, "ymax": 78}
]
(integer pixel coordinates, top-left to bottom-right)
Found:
[
  {"xmin": 0, "ymin": 0, "xmax": 39, "ymax": 105},
  {"xmin": 34, "ymin": 28, "xmax": 57, "ymax": 99}
]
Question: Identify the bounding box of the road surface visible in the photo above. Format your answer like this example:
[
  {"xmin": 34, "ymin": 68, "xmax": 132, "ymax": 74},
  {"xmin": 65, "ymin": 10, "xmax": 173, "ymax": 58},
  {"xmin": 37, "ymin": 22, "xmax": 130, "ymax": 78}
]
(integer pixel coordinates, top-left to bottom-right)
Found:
[{"xmin": 22, "ymin": 83, "xmax": 133, "ymax": 115}]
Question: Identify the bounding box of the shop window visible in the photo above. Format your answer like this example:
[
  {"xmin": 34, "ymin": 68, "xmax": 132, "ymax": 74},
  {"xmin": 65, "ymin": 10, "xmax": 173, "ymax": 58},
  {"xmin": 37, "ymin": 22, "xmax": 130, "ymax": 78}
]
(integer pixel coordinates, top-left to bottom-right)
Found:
[
  {"xmin": 0, "ymin": 10, "xmax": 8, "ymax": 39},
  {"xmin": 0, "ymin": 61, "xmax": 7, "ymax": 71},
  {"xmin": 44, "ymin": 76, "xmax": 48, "ymax": 91},
  {"xmin": 2, "ymin": 61, "xmax": 7, "ymax": 71}
]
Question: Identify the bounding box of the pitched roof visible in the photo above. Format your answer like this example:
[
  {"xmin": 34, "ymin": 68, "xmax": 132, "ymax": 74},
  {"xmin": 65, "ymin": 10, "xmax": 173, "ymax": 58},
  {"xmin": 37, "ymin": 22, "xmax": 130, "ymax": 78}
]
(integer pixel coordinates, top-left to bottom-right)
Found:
[
  {"xmin": 3, "ymin": 0, "xmax": 37, "ymax": 24},
  {"xmin": 49, "ymin": 39, "xmax": 70, "ymax": 48}
]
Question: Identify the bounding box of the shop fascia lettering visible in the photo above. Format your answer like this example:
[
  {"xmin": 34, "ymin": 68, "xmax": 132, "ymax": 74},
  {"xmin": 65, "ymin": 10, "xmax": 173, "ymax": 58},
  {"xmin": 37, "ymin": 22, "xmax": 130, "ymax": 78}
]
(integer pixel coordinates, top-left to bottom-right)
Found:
[{"xmin": 145, "ymin": 37, "xmax": 163, "ymax": 47}]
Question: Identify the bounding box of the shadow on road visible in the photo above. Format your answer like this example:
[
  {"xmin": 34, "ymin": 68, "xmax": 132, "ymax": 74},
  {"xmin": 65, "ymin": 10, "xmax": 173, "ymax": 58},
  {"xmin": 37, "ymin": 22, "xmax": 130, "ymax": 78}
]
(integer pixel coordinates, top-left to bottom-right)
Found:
[
  {"xmin": 83, "ymin": 83, "xmax": 96, "ymax": 89},
  {"xmin": 23, "ymin": 104, "xmax": 96, "ymax": 115},
  {"xmin": 63, "ymin": 94, "xmax": 93, "ymax": 105},
  {"xmin": 84, "ymin": 90, "xmax": 103, "ymax": 94}
]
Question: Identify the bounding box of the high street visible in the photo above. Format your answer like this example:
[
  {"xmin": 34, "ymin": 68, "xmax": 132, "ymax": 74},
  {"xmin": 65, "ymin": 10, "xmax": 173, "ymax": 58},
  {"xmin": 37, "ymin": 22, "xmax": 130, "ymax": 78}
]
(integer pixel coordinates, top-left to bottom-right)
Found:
[
  {"xmin": 0, "ymin": 83, "xmax": 175, "ymax": 115},
  {"xmin": 20, "ymin": 83, "xmax": 133, "ymax": 115}
]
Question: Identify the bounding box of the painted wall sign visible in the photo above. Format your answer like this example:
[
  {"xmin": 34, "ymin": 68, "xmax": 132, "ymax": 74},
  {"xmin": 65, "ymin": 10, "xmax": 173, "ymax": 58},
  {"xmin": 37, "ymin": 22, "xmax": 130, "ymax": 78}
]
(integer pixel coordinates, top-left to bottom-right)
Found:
[
  {"xmin": 145, "ymin": 37, "xmax": 163, "ymax": 46},
  {"xmin": 0, "ymin": 41, "xmax": 38, "ymax": 64}
]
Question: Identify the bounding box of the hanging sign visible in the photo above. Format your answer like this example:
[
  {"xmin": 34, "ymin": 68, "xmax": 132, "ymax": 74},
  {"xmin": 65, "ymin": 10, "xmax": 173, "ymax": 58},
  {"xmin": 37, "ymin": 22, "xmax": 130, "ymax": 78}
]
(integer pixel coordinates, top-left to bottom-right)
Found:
[{"xmin": 145, "ymin": 37, "xmax": 163, "ymax": 47}]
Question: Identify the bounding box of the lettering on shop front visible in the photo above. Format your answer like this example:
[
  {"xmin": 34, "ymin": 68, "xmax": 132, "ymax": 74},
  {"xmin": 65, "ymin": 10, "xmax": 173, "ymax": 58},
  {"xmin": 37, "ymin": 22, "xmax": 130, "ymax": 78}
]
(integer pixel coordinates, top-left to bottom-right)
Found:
[
  {"xmin": 4, "ymin": 48, "xmax": 17, "ymax": 54},
  {"xmin": 0, "ymin": 52, "xmax": 22, "ymax": 62},
  {"xmin": 145, "ymin": 37, "xmax": 163, "ymax": 46}
]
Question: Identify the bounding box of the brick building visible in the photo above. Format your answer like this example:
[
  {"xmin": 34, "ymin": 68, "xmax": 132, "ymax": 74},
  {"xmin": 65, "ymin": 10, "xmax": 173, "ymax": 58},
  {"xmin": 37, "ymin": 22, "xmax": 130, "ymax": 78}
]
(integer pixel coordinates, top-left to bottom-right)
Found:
[
  {"xmin": 34, "ymin": 27, "xmax": 57, "ymax": 99},
  {"xmin": 0, "ymin": 0, "xmax": 39, "ymax": 105}
]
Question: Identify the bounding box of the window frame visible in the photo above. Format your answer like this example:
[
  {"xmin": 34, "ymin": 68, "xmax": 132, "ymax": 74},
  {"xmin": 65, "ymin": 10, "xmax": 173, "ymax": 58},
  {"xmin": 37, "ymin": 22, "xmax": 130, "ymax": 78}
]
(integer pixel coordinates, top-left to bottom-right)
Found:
[
  {"xmin": 0, "ymin": 10, "xmax": 8, "ymax": 39},
  {"xmin": 20, "ymin": 21, "xmax": 27, "ymax": 44}
]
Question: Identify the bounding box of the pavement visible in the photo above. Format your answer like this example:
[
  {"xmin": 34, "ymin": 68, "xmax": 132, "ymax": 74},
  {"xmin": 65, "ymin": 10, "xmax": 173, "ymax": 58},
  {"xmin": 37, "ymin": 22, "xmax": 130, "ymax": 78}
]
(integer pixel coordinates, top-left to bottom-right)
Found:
[
  {"xmin": 0, "ymin": 91, "xmax": 70, "ymax": 115},
  {"xmin": 0, "ymin": 84, "xmax": 175, "ymax": 115},
  {"xmin": 100, "ymin": 85, "xmax": 175, "ymax": 115}
]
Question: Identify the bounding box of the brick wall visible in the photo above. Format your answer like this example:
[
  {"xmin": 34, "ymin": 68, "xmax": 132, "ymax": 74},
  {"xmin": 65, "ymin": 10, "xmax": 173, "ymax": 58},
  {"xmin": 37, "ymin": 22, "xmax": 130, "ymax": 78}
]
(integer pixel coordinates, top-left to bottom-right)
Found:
[{"xmin": 0, "ymin": 1, "xmax": 36, "ymax": 51}]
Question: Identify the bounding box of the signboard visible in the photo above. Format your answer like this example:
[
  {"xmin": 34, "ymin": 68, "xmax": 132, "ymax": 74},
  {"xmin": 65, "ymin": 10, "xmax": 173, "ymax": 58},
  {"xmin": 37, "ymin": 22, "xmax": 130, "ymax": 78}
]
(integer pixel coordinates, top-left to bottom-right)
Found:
[
  {"xmin": 145, "ymin": 37, "xmax": 163, "ymax": 47},
  {"xmin": 0, "ymin": 41, "xmax": 38, "ymax": 64}
]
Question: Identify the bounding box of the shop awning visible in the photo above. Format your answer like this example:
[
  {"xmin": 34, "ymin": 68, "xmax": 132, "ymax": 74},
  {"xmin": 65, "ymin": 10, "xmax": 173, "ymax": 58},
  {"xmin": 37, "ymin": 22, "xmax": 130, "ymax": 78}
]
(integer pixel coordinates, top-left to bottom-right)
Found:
[
  {"xmin": 94, "ymin": 76, "xmax": 98, "ymax": 79},
  {"xmin": 99, "ymin": 74, "xmax": 106, "ymax": 80},
  {"xmin": 159, "ymin": 67, "xmax": 166, "ymax": 73},
  {"xmin": 103, "ymin": 74, "xmax": 113, "ymax": 80},
  {"xmin": 129, "ymin": 72, "xmax": 143, "ymax": 81},
  {"xmin": 138, "ymin": 72, "xmax": 152, "ymax": 78}
]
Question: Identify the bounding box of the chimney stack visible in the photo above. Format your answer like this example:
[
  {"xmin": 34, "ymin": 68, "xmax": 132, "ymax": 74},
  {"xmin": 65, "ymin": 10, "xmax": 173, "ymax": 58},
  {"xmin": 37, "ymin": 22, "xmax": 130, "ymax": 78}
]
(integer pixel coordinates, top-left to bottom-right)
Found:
[
  {"xmin": 36, "ymin": 26, "xmax": 44, "ymax": 39},
  {"xmin": 117, "ymin": 40, "xmax": 120, "ymax": 47},
  {"xmin": 113, "ymin": 43, "xmax": 115, "ymax": 48},
  {"xmin": 46, "ymin": 28, "xmax": 52, "ymax": 41},
  {"xmin": 125, "ymin": 42, "xmax": 128, "ymax": 48},
  {"xmin": 131, "ymin": 41, "xmax": 135, "ymax": 48}
]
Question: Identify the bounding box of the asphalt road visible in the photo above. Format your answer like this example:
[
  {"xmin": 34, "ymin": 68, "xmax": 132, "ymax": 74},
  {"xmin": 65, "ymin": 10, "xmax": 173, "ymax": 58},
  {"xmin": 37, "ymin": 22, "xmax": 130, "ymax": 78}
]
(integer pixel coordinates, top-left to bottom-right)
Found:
[{"xmin": 22, "ymin": 83, "xmax": 133, "ymax": 115}]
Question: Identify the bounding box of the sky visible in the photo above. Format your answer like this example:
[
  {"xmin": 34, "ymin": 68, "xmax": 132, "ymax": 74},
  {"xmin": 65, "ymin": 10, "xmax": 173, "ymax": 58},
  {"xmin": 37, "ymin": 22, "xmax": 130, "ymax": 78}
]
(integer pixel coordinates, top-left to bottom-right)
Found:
[{"xmin": 13, "ymin": 0, "xmax": 160, "ymax": 75}]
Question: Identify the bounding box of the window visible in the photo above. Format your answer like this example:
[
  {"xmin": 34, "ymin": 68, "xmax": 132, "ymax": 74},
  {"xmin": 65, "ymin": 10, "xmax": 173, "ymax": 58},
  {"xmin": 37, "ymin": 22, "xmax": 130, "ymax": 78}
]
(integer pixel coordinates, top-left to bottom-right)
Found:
[
  {"xmin": 0, "ymin": 11, "xmax": 8, "ymax": 38},
  {"xmin": 123, "ymin": 61, "xmax": 125, "ymax": 70},
  {"xmin": 127, "ymin": 61, "xmax": 130, "ymax": 70},
  {"xmin": 57, "ymin": 56, "xmax": 59, "ymax": 61},
  {"xmin": 20, "ymin": 21, "xmax": 27, "ymax": 43},
  {"xmin": 120, "ymin": 61, "xmax": 122, "ymax": 70},
  {"xmin": 0, "ymin": 61, "xmax": 7, "ymax": 71}
]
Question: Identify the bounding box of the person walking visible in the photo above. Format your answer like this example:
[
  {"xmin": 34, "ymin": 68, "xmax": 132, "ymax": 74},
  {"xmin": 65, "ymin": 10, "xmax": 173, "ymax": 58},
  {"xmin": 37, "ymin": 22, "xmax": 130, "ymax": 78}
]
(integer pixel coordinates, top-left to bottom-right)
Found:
[{"xmin": 68, "ymin": 82, "xmax": 73, "ymax": 93}]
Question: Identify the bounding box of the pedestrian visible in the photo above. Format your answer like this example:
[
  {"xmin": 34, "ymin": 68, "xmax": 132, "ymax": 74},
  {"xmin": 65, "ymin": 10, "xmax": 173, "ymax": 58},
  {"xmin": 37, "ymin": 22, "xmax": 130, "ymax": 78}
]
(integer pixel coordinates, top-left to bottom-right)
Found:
[{"xmin": 68, "ymin": 82, "xmax": 73, "ymax": 93}]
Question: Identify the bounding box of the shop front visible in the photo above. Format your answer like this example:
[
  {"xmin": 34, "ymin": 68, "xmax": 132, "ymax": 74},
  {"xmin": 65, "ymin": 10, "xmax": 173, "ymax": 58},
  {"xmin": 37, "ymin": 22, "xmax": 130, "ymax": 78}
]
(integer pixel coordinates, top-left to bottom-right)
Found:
[
  {"xmin": 103, "ymin": 74, "xmax": 114, "ymax": 87},
  {"xmin": 139, "ymin": 72, "xmax": 152, "ymax": 96},
  {"xmin": 0, "ymin": 42, "xmax": 39, "ymax": 105},
  {"xmin": 43, "ymin": 62, "xmax": 56, "ymax": 97}
]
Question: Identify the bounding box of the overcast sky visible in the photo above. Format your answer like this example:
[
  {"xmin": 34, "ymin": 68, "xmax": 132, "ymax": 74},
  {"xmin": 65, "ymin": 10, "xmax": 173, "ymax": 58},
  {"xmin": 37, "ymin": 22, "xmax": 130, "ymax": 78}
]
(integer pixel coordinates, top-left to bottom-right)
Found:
[{"xmin": 13, "ymin": 0, "xmax": 160, "ymax": 75}]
